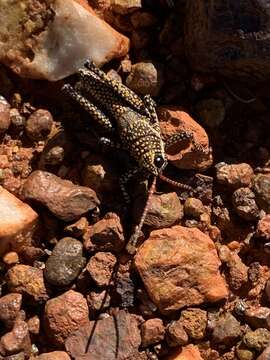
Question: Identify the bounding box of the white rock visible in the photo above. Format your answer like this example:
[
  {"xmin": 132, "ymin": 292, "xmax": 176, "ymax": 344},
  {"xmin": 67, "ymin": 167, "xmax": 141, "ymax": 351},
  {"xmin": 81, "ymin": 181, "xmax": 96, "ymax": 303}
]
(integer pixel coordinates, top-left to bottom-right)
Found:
[
  {"xmin": 0, "ymin": 186, "xmax": 38, "ymax": 256},
  {"xmin": 0, "ymin": 0, "xmax": 129, "ymax": 81}
]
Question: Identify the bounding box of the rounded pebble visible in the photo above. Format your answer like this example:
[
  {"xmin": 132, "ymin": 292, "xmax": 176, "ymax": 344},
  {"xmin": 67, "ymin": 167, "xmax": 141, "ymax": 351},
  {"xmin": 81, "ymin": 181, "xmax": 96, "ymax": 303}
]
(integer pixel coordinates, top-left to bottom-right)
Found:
[{"xmin": 26, "ymin": 109, "xmax": 53, "ymax": 141}]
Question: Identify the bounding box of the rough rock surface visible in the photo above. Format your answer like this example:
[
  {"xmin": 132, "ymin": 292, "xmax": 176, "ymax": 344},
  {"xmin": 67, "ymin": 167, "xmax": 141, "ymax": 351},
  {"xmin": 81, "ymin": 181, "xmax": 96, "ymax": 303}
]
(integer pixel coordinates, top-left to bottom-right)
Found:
[
  {"xmin": 135, "ymin": 226, "xmax": 228, "ymax": 314},
  {"xmin": 216, "ymin": 163, "xmax": 254, "ymax": 189},
  {"xmin": 140, "ymin": 318, "xmax": 165, "ymax": 347},
  {"xmin": 65, "ymin": 310, "xmax": 142, "ymax": 360},
  {"xmin": 158, "ymin": 107, "xmax": 212, "ymax": 170},
  {"xmin": 0, "ymin": 186, "xmax": 38, "ymax": 256},
  {"xmin": 0, "ymin": 294, "xmax": 22, "ymax": 329},
  {"xmin": 0, "ymin": 0, "xmax": 129, "ymax": 80},
  {"xmin": 21, "ymin": 170, "xmax": 99, "ymax": 222},
  {"xmin": 86, "ymin": 251, "xmax": 117, "ymax": 286},
  {"xmin": 37, "ymin": 352, "xmax": 71, "ymax": 360},
  {"xmin": 253, "ymin": 174, "xmax": 270, "ymax": 213},
  {"xmin": 0, "ymin": 319, "xmax": 31, "ymax": 357},
  {"xmin": 166, "ymin": 345, "xmax": 203, "ymax": 360},
  {"xmin": 44, "ymin": 290, "xmax": 89, "ymax": 346}
]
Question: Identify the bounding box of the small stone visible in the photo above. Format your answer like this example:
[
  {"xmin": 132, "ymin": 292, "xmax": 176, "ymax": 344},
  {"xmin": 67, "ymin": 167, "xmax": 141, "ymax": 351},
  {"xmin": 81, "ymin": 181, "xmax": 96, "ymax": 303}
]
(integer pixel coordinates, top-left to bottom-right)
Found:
[
  {"xmin": 0, "ymin": 186, "xmax": 38, "ymax": 256},
  {"xmin": 6, "ymin": 265, "xmax": 48, "ymax": 302},
  {"xmin": 235, "ymin": 343, "xmax": 255, "ymax": 360},
  {"xmin": 86, "ymin": 252, "xmax": 117, "ymax": 287},
  {"xmin": 158, "ymin": 107, "xmax": 212, "ymax": 170},
  {"xmin": 0, "ymin": 294, "xmax": 22, "ymax": 329},
  {"xmin": 216, "ymin": 163, "xmax": 254, "ymax": 189},
  {"xmin": 65, "ymin": 310, "xmax": 141, "ymax": 359},
  {"xmin": 244, "ymin": 306, "xmax": 270, "ymax": 330},
  {"xmin": 27, "ymin": 316, "xmax": 40, "ymax": 335},
  {"xmin": 130, "ymin": 11, "xmax": 157, "ymax": 28},
  {"xmin": 116, "ymin": 266, "xmax": 135, "ymax": 307},
  {"xmin": 4, "ymin": 352, "xmax": 26, "ymax": 360},
  {"xmin": 232, "ymin": 188, "xmax": 260, "ymax": 221},
  {"xmin": 184, "ymin": 198, "xmax": 206, "ymax": 218},
  {"xmin": 9, "ymin": 109, "xmax": 25, "ymax": 132},
  {"xmin": 257, "ymin": 346, "xmax": 270, "ymax": 360},
  {"xmin": 36, "ymin": 351, "xmax": 71, "ymax": 360},
  {"xmin": 84, "ymin": 212, "xmax": 125, "ymax": 253},
  {"xmin": 135, "ymin": 226, "xmax": 228, "ymax": 314},
  {"xmin": 126, "ymin": 62, "xmax": 163, "ymax": 96},
  {"xmin": 165, "ymin": 345, "xmax": 203, "ymax": 360},
  {"xmin": 0, "ymin": 320, "xmax": 31, "ymax": 357},
  {"xmin": 257, "ymin": 215, "xmax": 270, "ymax": 240},
  {"xmin": 86, "ymin": 289, "xmax": 111, "ymax": 313},
  {"xmin": 25, "ymin": 109, "xmax": 53, "ymax": 141},
  {"xmin": 166, "ymin": 321, "xmax": 189, "ymax": 347},
  {"xmin": 179, "ymin": 308, "xmax": 207, "ymax": 340},
  {"xmin": 21, "ymin": 170, "xmax": 99, "ymax": 222},
  {"xmin": 0, "ymin": 96, "xmax": 11, "ymax": 133},
  {"xmin": 64, "ymin": 217, "xmax": 88, "ymax": 238},
  {"xmin": 133, "ymin": 192, "xmax": 183, "ymax": 230},
  {"xmin": 195, "ymin": 98, "xmax": 225, "ymax": 128},
  {"xmin": 3, "ymin": 252, "xmax": 19, "ymax": 265},
  {"xmin": 106, "ymin": 69, "xmax": 122, "ymax": 83},
  {"xmin": 211, "ymin": 313, "xmax": 242, "ymax": 345},
  {"xmin": 253, "ymin": 174, "xmax": 270, "ymax": 213},
  {"xmin": 43, "ymin": 146, "xmax": 65, "ymax": 166},
  {"xmin": 243, "ymin": 328, "xmax": 270, "ymax": 351},
  {"xmin": 45, "ymin": 237, "xmax": 86, "ymax": 287},
  {"xmin": 111, "ymin": 0, "xmax": 142, "ymax": 15},
  {"xmin": 44, "ymin": 290, "xmax": 89, "ymax": 346},
  {"xmin": 141, "ymin": 318, "xmax": 165, "ymax": 347}
]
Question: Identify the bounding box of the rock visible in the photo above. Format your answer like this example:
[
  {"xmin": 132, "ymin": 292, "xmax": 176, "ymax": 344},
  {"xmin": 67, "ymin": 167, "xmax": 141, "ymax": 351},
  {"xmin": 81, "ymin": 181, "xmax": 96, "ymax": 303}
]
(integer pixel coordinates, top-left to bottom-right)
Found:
[
  {"xmin": 185, "ymin": 0, "xmax": 270, "ymax": 82},
  {"xmin": 0, "ymin": 294, "xmax": 22, "ymax": 329},
  {"xmin": 179, "ymin": 308, "xmax": 207, "ymax": 340},
  {"xmin": 141, "ymin": 318, "xmax": 165, "ymax": 347},
  {"xmin": 115, "ymin": 265, "xmax": 135, "ymax": 308},
  {"xmin": 243, "ymin": 328, "xmax": 270, "ymax": 352},
  {"xmin": 44, "ymin": 237, "xmax": 86, "ymax": 286},
  {"xmin": 111, "ymin": 0, "xmax": 142, "ymax": 14},
  {"xmin": 86, "ymin": 289, "xmax": 111, "ymax": 313},
  {"xmin": 65, "ymin": 310, "xmax": 141, "ymax": 360},
  {"xmin": 3, "ymin": 353, "xmax": 26, "ymax": 360},
  {"xmin": 6, "ymin": 265, "xmax": 48, "ymax": 302},
  {"xmin": 44, "ymin": 290, "xmax": 89, "ymax": 346},
  {"xmin": 184, "ymin": 198, "xmax": 206, "ymax": 218},
  {"xmin": 0, "ymin": 0, "xmax": 129, "ymax": 81},
  {"xmin": 84, "ymin": 212, "xmax": 125, "ymax": 253},
  {"xmin": 0, "ymin": 96, "xmax": 11, "ymax": 133},
  {"xmin": 257, "ymin": 346, "xmax": 270, "ymax": 360},
  {"xmin": 166, "ymin": 321, "xmax": 189, "ymax": 347},
  {"xmin": 135, "ymin": 225, "xmax": 228, "ymax": 314},
  {"xmin": 43, "ymin": 146, "xmax": 65, "ymax": 166},
  {"xmin": 64, "ymin": 217, "xmax": 88, "ymax": 238},
  {"xmin": 235, "ymin": 343, "xmax": 255, "ymax": 360},
  {"xmin": 0, "ymin": 186, "xmax": 38, "ymax": 256},
  {"xmin": 37, "ymin": 352, "xmax": 71, "ymax": 360},
  {"xmin": 125, "ymin": 62, "xmax": 163, "ymax": 96},
  {"xmin": 9, "ymin": 109, "xmax": 25, "ymax": 133},
  {"xmin": 3, "ymin": 252, "xmax": 19, "ymax": 266},
  {"xmin": 133, "ymin": 192, "xmax": 183, "ymax": 230},
  {"xmin": 25, "ymin": 109, "xmax": 53, "ymax": 141},
  {"xmin": 27, "ymin": 315, "xmax": 40, "ymax": 335},
  {"xmin": 86, "ymin": 252, "xmax": 117, "ymax": 287},
  {"xmin": 216, "ymin": 163, "xmax": 254, "ymax": 189},
  {"xmin": 253, "ymin": 174, "xmax": 270, "ymax": 213},
  {"xmin": 21, "ymin": 170, "xmax": 99, "ymax": 222},
  {"xmin": 265, "ymin": 280, "xmax": 270, "ymax": 303},
  {"xmin": 195, "ymin": 99, "xmax": 225, "ymax": 128},
  {"xmin": 257, "ymin": 215, "xmax": 270, "ymax": 240},
  {"xmin": 244, "ymin": 306, "xmax": 270, "ymax": 330},
  {"xmin": 211, "ymin": 313, "xmax": 242, "ymax": 345},
  {"xmin": 232, "ymin": 188, "xmax": 260, "ymax": 221},
  {"xmin": 165, "ymin": 345, "xmax": 203, "ymax": 360},
  {"xmin": 0, "ymin": 320, "xmax": 31, "ymax": 357},
  {"xmin": 158, "ymin": 107, "xmax": 212, "ymax": 170}
]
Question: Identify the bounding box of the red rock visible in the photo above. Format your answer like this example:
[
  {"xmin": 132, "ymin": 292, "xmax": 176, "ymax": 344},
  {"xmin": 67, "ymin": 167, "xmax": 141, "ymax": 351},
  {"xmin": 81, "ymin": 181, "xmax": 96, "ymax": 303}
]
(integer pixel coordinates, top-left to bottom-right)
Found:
[
  {"xmin": 184, "ymin": 198, "xmax": 206, "ymax": 218},
  {"xmin": 37, "ymin": 351, "xmax": 71, "ymax": 360},
  {"xmin": 65, "ymin": 310, "xmax": 141, "ymax": 360},
  {"xmin": 211, "ymin": 313, "xmax": 241, "ymax": 346},
  {"xmin": 27, "ymin": 316, "xmax": 40, "ymax": 335},
  {"xmin": 6, "ymin": 265, "xmax": 48, "ymax": 302},
  {"xmin": 216, "ymin": 163, "xmax": 254, "ymax": 189},
  {"xmin": 257, "ymin": 215, "xmax": 270, "ymax": 240},
  {"xmin": 86, "ymin": 289, "xmax": 111, "ymax": 313},
  {"xmin": 244, "ymin": 306, "xmax": 270, "ymax": 330},
  {"xmin": 44, "ymin": 290, "xmax": 89, "ymax": 346},
  {"xmin": 141, "ymin": 318, "xmax": 165, "ymax": 347},
  {"xmin": 86, "ymin": 252, "xmax": 117, "ymax": 286},
  {"xmin": 166, "ymin": 321, "xmax": 189, "ymax": 347},
  {"xmin": 0, "ymin": 186, "xmax": 38, "ymax": 256},
  {"xmin": 0, "ymin": 294, "xmax": 22, "ymax": 329},
  {"xmin": 257, "ymin": 346, "xmax": 270, "ymax": 360},
  {"xmin": 179, "ymin": 308, "xmax": 207, "ymax": 340},
  {"xmin": 21, "ymin": 170, "xmax": 99, "ymax": 222},
  {"xmin": 0, "ymin": 320, "xmax": 31, "ymax": 357},
  {"xmin": 158, "ymin": 107, "xmax": 212, "ymax": 170},
  {"xmin": 25, "ymin": 109, "xmax": 53, "ymax": 141},
  {"xmin": 0, "ymin": 96, "xmax": 11, "ymax": 133},
  {"xmin": 84, "ymin": 212, "xmax": 125, "ymax": 253},
  {"xmin": 2, "ymin": 252, "xmax": 19, "ymax": 265},
  {"xmin": 135, "ymin": 226, "xmax": 228, "ymax": 314},
  {"xmin": 165, "ymin": 345, "xmax": 203, "ymax": 360}
]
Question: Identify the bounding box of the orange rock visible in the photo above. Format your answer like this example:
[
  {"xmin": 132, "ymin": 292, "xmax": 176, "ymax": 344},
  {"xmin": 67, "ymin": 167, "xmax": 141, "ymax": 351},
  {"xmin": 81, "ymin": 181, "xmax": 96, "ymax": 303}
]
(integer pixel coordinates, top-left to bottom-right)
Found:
[
  {"xmin": 135, "ymin": 225, "xmax": 228, "ymax": 314},
  {"xmin": 158, "ymin": 106, "xmax": 212, "ymax": 170},
  {"xmin": 166, "ymin": 345, "xmax": 203, "ymax": 360}
]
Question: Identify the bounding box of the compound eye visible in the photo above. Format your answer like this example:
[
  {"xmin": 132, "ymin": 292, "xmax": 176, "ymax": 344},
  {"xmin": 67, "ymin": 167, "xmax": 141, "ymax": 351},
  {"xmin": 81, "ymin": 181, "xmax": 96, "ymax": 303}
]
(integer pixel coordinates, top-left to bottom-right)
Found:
[{"xmin": 154, "ymin": 155, "xmax": 165, "ymax": 168}]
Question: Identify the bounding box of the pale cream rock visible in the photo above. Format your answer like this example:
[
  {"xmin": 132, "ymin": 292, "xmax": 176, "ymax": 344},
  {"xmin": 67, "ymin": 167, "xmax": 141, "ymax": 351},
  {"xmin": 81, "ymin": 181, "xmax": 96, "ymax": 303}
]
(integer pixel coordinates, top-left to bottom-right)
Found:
[
  {"xmin": 0, "ymin": 0, "xmax": 129, "ymax": 81},
  {"xmin": 0, "ymin": 186, "xmax": 38, "ymax": 256}
]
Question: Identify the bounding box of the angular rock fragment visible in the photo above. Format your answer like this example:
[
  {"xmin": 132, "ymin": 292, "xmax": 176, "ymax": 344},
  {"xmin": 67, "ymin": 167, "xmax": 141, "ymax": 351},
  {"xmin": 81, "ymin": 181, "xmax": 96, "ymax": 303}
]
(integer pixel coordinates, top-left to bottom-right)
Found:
[
  {"xmin": 21, "ymin": 170, "xmax": 99, "ymax": 221},
  {"xmin": 0, "ymin": 0, "xmax": 129, "ymax": 81},
  {"xmin": 0, "ymin": 320, "xmax": 31, "ymax": 357},
  {"xmin": 37, "ymin": 352, "xmax": 71, "ymax": 360},
  {"xmin": 86, "ymin": 252, "xmax": 117, "ymax": 287},
  {"xmin": 135, "ymin": 226, "xmax": 228, "ymax": 314},
  {"xmin": 0, "ymin": 294, "xmax": 22, "ymax": 330}
]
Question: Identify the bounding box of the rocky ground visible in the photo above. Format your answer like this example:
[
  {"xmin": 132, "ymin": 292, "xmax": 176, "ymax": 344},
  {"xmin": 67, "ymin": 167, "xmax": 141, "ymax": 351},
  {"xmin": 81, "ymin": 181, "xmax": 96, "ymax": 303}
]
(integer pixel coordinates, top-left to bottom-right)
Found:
[{"xmin": 0, "ymin": 0, "xmax": 270, "ymax": 359}]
